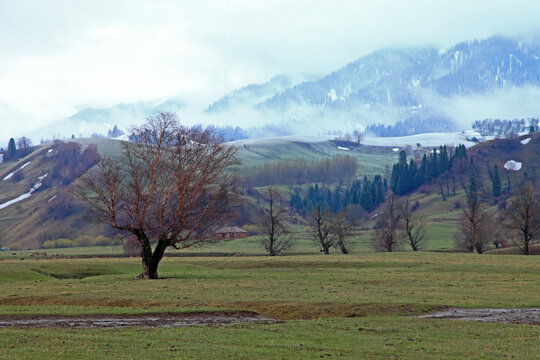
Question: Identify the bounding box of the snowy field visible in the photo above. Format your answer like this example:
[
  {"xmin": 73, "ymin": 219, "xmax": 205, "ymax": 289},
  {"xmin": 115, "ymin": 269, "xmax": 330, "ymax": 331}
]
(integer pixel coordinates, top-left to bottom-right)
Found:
[{"xmin": 229, "ymin": 131, "xmax": 481, "ymax": 148}]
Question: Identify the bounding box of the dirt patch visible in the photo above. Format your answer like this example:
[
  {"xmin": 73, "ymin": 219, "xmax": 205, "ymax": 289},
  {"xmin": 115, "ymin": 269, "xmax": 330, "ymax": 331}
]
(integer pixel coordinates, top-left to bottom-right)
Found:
[
  {"xmin": 418, "ymin": 308, "xmax": 540, "ymax": 325},
  {"xmin": 0, "ymin": 297, "xmax": 435, "ymax": 320},
  {"xmin": 0, "ymin": 311, "xmax": 273, "ymax": 328}
]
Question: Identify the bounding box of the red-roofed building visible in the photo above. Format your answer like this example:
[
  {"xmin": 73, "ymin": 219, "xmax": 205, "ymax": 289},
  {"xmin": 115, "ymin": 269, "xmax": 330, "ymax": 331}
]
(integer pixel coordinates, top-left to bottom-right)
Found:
[{"xmin": 215, "ymin": 226, "xmax": 248, "ymax": 239}]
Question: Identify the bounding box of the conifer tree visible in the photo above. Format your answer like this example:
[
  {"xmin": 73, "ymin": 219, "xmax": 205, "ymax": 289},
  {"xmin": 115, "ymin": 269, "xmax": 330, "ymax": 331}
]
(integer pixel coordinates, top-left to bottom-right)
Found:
[
  {"xmin": 438, "ymin": 145, "xmax": 449, "ymax": 174},
  {"xmin": 492, "ymin": 164, "xmax": 502, "ymax": 197},
  {"xmin": 6, "ymin": 138, "xmax": 16, "ymax": 160},
  {"xmin": 419, "ymin": 154, "xmax": 428, "ymax": 184}
]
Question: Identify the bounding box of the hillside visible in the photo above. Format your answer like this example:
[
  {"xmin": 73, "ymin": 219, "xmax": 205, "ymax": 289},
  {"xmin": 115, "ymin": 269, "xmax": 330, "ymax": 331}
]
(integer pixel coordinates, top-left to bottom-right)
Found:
[
  {"xmin": 1, "ymin": 132, "xmax": 537, "ymax": 252},
  {"xmin": 0, "ymin": 139, "xmax": 123, "ymax": 249}
]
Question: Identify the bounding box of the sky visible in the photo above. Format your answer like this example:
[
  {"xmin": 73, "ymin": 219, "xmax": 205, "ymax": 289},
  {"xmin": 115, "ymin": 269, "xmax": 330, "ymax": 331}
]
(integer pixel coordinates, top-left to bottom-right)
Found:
[{"xmin": 1, "ymin": 0, "xmax": 540, "ymax": 141}]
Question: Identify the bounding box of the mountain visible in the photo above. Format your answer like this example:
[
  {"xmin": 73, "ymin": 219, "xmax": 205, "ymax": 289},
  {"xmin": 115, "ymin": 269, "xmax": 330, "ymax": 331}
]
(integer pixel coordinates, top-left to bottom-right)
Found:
[
  {"xmin": 28, "ymin": 35, "xmax": 540, "ymax": 142},
  {"xmin": 205, "ymin": 74, "xmax": 297, "ymax": 113},
  {"xmin": 252, "ymin": 36, "xmax": 540, "ymax": 133},
  {"xmin": 28, "ymin": 99, "xmax": 186, "ymax": 142}
]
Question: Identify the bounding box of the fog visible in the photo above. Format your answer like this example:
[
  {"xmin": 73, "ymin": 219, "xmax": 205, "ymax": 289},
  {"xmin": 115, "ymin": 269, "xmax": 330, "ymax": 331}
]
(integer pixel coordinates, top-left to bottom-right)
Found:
[{"xmin": 2, "ymin": 1, "xmax": 540, "ymax": 144}]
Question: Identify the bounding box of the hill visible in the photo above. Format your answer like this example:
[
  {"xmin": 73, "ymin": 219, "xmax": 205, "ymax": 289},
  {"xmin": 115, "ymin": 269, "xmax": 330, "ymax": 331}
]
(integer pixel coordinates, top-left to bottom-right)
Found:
[{"xmin": 1, "ymin": 132, "xmax": 538, "ymax": 253}]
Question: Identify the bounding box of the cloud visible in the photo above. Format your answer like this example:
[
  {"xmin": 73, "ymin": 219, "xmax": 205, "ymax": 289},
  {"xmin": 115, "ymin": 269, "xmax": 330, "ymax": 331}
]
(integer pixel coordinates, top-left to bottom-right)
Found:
[
  {"xmin": 1, "ymin": 0, "xmax": 540, "ymax": 142},
  {"xmin": 440, "ymin": 86, "xmax": 540, "ymax": 128}
]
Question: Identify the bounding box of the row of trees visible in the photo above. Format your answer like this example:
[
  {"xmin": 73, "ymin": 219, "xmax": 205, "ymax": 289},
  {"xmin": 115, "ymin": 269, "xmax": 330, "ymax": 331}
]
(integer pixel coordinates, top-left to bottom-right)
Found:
[
  {"xmin": 365, "ymin": 117, "xmax": 452, "ymax": 137},
  {"xmin": 243, "ymin": 155, "xmax": 359, "ymax": 187},
  {"xmin": 472, "ymin": 118, "xmax": 539, "ymax": 137}
]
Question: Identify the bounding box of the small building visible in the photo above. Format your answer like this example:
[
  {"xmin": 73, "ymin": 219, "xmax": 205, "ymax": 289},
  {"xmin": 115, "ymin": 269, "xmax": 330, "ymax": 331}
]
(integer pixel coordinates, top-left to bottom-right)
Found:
[{"xmin": 215, "ymin": 226, "xmax": 247, "ymax": 239}]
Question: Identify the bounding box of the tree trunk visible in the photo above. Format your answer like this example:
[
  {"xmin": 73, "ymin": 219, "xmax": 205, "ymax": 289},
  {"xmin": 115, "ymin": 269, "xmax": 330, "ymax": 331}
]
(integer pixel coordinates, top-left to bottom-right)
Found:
[
  {"xmin": 410, "ymin": 241, "xmax": 418, "ymax": 251},
  {"xmin": 322, "ymin": 246, "xmax": 330, "ymax": 255},
  {"xmin": 338, "ymin": 238, "xmax": 349, "ymax": 254},
  {"xmin": 523, "ymin": 232, "xmax": 530, "ymax": 255},
  {"xmin": 139, "ymin": 235, "xmax": 169, "ymax": 279}
]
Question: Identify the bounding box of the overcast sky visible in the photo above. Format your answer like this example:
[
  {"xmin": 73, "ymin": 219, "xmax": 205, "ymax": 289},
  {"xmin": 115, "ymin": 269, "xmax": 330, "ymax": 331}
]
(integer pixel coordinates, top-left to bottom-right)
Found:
[{"xmin": 1, "ymin": 0, "xmax": 540, "ymax": 139}]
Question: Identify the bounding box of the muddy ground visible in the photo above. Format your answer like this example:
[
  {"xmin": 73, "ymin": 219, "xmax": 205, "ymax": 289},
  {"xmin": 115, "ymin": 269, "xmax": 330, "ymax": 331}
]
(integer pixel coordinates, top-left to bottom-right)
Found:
[
  {"xmin": 418, "ymin": 308, "xmax": 540, "ymax": 325},
  {"xmin": 0, "ymin": 311, "xmax": 274, "ymax": 328}
]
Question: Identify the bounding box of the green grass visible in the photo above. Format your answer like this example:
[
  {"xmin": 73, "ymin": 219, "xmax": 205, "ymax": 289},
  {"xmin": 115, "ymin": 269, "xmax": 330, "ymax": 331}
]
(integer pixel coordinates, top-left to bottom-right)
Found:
[
  {"xmin": 1, "ymin": 317, "xmax": 539, "ymax": 359},
  {"xmin": 0, "ymin": 253, "xmax": 538, "ymax": 358},
  {"xmin": 236, "ymin": 139, "xmax": 397, "ymax": 175}
]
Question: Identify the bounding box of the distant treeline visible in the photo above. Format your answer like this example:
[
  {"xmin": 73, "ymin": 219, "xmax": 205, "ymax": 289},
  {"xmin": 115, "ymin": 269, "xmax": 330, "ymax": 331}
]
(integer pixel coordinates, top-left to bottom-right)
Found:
[
  {"xmin": 189, "ymin": 124, "xmax": 293, "ymax": 142},
  {"xmin": 290, "ymin": 175, "xmax": 387, "ymax": 216},
  {"xmin": 472, "ymin": 118, "xmax": 539, "ymax": 137},
  {"xmin": 366, "ymin": 117, "xmax": 452, "ymax": 137},
  {"xmin": 243, "ymin": 155, "xmax": 359, "ymax": 187}
]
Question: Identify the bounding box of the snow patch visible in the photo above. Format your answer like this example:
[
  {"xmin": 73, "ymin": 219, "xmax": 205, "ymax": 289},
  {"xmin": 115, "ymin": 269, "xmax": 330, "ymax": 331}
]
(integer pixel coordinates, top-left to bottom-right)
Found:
[
  {"xmin": 48, "ymin": 149, "xmax": 54, "ymax": 153},
  {"xmin": 521, "ymin": 138, "xmax": 531, "ymax": 145},
  {"xmin": 0, "ymin": 173, "xmax": 48, "ymax": 211},
  {"xmin": 3, "ymin": 161, "xmax": 32, "ymax": 181},
  {"xmin": 48, "ymin": 195, "xmax": 57, "ymax": 203},
  {"xmin": 337, "ymin": 146, "xmax": 350, "ymax": 151},
  {"xmin": 327, "ymin": 88, "xmax": 337, "ymax": 102},
  {"xmin": 0, "ymin": 193, "xmax": 32, "ymax": 210},
  {"xmin": 3, "ymin": 172, "xmax": 14, "ymax": 181},
  {"xmin": 392, "ymin": 148, "xmax": 400, "ymax": 152},
  {"xmin": 504, "ymin": 160, "xmax": 522, "ymax": 171}
]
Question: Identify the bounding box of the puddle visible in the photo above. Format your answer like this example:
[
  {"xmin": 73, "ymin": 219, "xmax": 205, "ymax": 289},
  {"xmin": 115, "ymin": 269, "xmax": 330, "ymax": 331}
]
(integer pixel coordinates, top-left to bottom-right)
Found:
[
  {"xmin": 418, "ymin": 308, "xmax": 540, "ymax": 325},
  {"xmin": 0, "ymin": 311, "xmax": 273, "ymax": 328}
]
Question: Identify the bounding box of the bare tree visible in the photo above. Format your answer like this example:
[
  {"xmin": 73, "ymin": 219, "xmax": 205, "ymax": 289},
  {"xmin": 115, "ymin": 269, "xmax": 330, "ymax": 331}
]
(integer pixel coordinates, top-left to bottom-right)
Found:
[
  {"xmin": 307, "ymin": 202, "xmax": 333, "ymax": 254},
  {"xmin": 74, "ymin": 112, "xmax": 239, "ymax": 279},
  {"xmin": 258, "ymin": 187, "xmax": 294, "ymax": 256},
  {"xmin": 399, "ymin": 197, "xmax": 426, "ymax": 251},
  {"xmin": 371, "ymin": 192, "xmax": 402, "ymax": 252},
  {"xmin": 353, "ymin": 129, "xmax": 365, "ymax": 144},
  {"xmin": 16, "ymin": 136, "xmax": 32, "ymax": 155},
  {"xmin": 453, "ymin": 176, "xmax": 491, "ymax": 254},
  {"xmin": 504, "ymin": 183, "xmax": 540, "ymax": 255},
  {"xmin": 330, "ymin": 211, "xmax": 353, "ymax": 254}
]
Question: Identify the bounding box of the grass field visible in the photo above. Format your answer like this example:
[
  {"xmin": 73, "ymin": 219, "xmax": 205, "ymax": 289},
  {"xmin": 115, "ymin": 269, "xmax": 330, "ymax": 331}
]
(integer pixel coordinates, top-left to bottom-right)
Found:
[{"xmin": 0, "ymin": 253, "xmax": 538, "ymax": 359}]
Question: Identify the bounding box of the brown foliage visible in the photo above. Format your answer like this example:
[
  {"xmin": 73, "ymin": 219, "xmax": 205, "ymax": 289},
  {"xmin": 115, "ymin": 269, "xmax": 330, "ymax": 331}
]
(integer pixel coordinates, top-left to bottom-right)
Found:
[{"xmin": 74, "ymin": 112, "xmax": 239, "ymax": 278}]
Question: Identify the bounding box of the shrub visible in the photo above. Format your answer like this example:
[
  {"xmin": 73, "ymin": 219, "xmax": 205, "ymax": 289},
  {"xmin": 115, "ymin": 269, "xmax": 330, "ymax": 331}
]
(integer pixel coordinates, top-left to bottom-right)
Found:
[
  {"xmin": 242, "ymin": 224, "xmax": 259, "ymax": 236},
  {"xmin": 6, "ymin": 242, "xmax": 21, "ymax": 251},
  {"xmin": 12, "ymin": 170, "xmax": 24, "ymax": 182},
  {"xmin": 42, "ymin": 240, "xmax": 57, "ymax": 249},
  {"xmin": 73, "ymin": 235, "xmax": 94, "ymax": 247},
  {"xmin": 55, "ymin": 238, "xmax": 75, "ymax": 248},
  {"xmin": 93, "ymin": 235, "xmax": 116, "ymax": 246}
]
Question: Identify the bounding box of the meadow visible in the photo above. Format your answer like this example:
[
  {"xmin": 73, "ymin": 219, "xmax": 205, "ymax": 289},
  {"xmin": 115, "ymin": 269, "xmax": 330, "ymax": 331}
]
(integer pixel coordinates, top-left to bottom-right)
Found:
[{"xmin": 0, "ymin": 253, "xmax": 538, "ymax": 359}]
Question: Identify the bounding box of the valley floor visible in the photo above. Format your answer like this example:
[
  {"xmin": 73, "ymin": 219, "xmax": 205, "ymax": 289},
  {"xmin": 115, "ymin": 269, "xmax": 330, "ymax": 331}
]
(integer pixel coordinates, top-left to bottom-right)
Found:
[{"xmin": 0, "ymin": 253, "xmax": 538, "ymax": 359}]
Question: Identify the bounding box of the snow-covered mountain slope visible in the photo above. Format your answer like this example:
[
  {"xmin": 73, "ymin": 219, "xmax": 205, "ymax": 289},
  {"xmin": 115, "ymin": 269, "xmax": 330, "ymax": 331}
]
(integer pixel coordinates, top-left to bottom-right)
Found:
[{"xmin": 254, "ymin": 36, "xmax": 540, "ymax": 131}]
